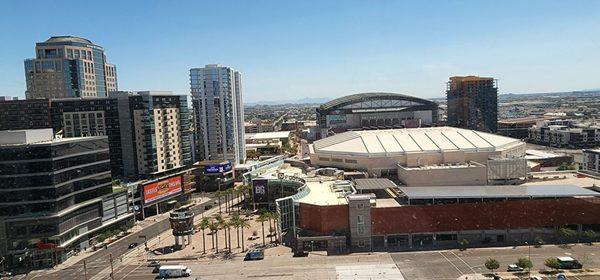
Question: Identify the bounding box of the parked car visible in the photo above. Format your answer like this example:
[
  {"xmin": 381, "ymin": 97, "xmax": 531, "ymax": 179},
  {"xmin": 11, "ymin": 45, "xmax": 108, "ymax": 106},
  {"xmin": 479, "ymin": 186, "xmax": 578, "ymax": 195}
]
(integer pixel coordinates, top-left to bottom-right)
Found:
[
  {"xmin": 148, "ymin": 260, "xmax": 161, "ymax": 267},
  {"xmin": 244, "ymin": 249, "xmax": 264, "ymax": 261},
  {"xmin": 507, "ymin": 264, "xmax": 524, "ymax": 272},
  {"xmin": 493, "ymin": 276, "xmax": 503, "ymax": 280},
  {"xmin": 529, "ymin": 276, "xmax": 542, "ymax": 280},
  {"xmin": 0, "ymin": 271, "xmax": 12, "ymax": 277},
  {"xmin": 128, "ymin": 242, "xmax": 138, "ymax": 249}
]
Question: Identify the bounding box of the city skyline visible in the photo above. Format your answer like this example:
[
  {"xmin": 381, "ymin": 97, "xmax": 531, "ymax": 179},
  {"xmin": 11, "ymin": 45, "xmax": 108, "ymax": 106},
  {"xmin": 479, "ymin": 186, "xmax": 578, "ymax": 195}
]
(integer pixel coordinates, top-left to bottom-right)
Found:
[{"xmin": 1, "ymin": 1, "xmax": 600, "ymax": 102}]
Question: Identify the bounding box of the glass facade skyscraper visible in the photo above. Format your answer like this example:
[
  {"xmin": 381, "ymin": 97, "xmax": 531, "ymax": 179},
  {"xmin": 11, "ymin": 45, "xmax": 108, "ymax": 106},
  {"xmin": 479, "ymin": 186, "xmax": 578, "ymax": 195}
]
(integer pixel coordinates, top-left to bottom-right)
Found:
[
  {"xmin": 190, "ymin": 64, "xmax": 245, "ymax": 164},
  {"xmin": 24, "ymin": 36, "xmax": 117, "ymax": 99}
]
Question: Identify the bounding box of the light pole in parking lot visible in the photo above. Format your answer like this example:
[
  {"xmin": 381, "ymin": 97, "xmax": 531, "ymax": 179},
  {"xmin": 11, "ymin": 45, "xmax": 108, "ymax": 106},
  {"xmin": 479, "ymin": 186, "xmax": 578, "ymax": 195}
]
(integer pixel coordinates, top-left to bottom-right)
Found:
[{"xmin": 524, "ymin": 241, "xmax": 531, "ymax": 277}]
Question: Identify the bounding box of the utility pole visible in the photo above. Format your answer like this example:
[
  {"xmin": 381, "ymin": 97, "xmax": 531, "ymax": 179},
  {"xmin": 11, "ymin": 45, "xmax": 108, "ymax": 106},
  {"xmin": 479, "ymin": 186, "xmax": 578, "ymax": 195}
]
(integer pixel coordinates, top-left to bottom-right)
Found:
[
  {"xmin": 83, "ymin": 260, "xmax": 88, "ymax": 280},
  {"xmin": 109, "ymin": 253, "xmax": 114, "ymax": 280}
]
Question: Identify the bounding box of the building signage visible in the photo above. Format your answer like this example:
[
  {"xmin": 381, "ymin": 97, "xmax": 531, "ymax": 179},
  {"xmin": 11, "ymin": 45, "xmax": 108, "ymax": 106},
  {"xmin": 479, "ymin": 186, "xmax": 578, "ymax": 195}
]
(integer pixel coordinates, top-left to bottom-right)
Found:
[
  {"xmin": 143, "ymin": 176, "xmax": 182, "ymax": 205},
  {"xmin": 204, "ymin": 162, "xmax": 232, "ymax": 174},
  {"xmin": 252, "ymin": 179, "xmax": 269, "ymax": 203}
]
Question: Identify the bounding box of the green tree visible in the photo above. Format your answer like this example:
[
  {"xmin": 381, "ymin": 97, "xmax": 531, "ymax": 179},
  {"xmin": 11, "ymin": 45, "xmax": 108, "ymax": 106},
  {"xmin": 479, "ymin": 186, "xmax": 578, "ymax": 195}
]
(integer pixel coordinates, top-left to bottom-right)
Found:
[
  {"xmin": 584, "ymin": 229, "xmax": 597, "ymax": 244},
  {"xmin": 557, "ymin": 227, "xmax": 577, "ymax": 244},
  {"xmin": 257, "ymin": 213, "xmax": 269, "ymax": 246},
  {"xmin": 485, "ymin": 258, "xmax": 500, "ymax": 273},
  {"xmin": 544, "ymin": 257, "xmax": 560, "ymax": 271},
  {"xmin": 516, "ymin": 257, "xmax": 533, "ymax": 272},
  {"xmin": 198, "ymin": 217, "xmax": 211, "ymax": 254}
]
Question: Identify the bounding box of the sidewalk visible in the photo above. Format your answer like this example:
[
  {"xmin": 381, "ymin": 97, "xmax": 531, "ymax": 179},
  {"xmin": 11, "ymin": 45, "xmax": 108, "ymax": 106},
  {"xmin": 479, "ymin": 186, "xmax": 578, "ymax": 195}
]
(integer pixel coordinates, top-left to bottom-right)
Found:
[
  {"xmin": 126, "ymin": 196, "xmax": 246, "ymax": 262},
  {"xmin": 51, "ymin": 195, "xmax": 211, "ymax": 271}
]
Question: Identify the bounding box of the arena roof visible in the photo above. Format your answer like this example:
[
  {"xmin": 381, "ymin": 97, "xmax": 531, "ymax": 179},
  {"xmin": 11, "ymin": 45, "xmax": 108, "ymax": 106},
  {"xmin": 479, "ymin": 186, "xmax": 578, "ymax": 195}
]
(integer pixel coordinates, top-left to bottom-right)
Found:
[
  {"xmin": 311, "ymin": 126, "xmax": 523, "ymax": 156},
  {"xmin": 317, "ymin": 92, "xmax": 437, "ymax": 113},
  {"xmin": 397, "ymin": 185, "xmax": 600, "ymax": 199}
]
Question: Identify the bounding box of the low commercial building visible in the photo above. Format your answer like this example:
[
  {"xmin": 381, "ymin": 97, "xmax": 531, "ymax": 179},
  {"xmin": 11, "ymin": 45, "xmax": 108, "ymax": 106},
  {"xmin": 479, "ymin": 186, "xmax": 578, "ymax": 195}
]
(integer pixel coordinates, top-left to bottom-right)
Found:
[
  {"xmin": 525, "ymin": 149, "xmax": 573, "ymax": 168},
  {"xmin": 497, "ymin": 116, "xmax": 561, "ymax": 139},
  {"xmin": 245, "ymin": 131, "xmax": 291, "ymax": 155},
  {"xmin": 0, "ymin": 129, "xmax": 133, "ymax": 268},
  {"xmin": 276, "ymin": 175, "xmax": 600, "ymax": 253},
  {"xmin": 309, "ymin": 127, "xmax": 527, "ymax": 185}
]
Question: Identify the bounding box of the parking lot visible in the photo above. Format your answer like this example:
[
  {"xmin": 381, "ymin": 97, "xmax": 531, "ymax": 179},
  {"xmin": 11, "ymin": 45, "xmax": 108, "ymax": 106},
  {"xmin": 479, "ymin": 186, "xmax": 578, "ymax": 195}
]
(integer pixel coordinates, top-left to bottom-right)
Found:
[{"xmin": 391, "ymin": 244, "xmax": 600, "ymax": 280}]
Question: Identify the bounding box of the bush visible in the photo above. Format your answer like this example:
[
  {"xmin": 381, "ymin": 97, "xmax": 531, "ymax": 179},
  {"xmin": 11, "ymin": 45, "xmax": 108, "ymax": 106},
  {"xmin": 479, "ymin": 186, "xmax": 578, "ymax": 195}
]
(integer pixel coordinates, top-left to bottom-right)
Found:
[
  {"xmin": 584, "ymin": 230, "xmax": 597, "ymax": 243},
  {"xmin": 485, "ymin": 258, "xmax": 500, "ymax": 273},
  {"xmin": 545, "ymin": 257, "xmax": 560, "ymax": 271},
  {"xmin": 459, "ymin": 238, "xmax": 469, "ymax": 250},
  {"xmin": 516, "ymin": 257, "xmax": 533, "ymax": 271}
]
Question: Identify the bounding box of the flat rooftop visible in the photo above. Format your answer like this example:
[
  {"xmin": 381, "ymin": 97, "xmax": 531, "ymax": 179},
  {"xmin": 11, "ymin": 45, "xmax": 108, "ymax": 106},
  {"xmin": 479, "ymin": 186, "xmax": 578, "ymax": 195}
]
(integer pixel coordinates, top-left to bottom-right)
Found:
[
  {"xmin": 397, "ymin": 185, "xmax": 600, "ymax": 200},
  {"xmin": 245, "ymin": 131, "xmax": 291, "ymax": 141},
  {"xmin": 354, "ymin": 178, "xmax": 397, "ymax": 190}
]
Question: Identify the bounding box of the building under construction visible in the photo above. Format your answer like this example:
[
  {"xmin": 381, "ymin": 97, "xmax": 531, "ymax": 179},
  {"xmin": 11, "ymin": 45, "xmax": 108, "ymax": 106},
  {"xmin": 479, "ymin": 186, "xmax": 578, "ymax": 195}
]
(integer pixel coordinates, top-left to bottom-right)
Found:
[{"xmin": 446, "ymin": 76, "xmax": 498, "ymax": 133}]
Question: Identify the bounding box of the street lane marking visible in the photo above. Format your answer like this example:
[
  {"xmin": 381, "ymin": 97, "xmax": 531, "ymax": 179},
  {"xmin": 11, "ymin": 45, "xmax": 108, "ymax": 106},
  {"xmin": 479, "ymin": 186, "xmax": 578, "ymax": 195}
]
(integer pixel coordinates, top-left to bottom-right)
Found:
[
  {"xmin": 118, "ymin": 263, "xmax": 143, "ymax": 280},
  {"xmin": 450, "ymin": 251, "xmax": 477, "ymax": 275}
]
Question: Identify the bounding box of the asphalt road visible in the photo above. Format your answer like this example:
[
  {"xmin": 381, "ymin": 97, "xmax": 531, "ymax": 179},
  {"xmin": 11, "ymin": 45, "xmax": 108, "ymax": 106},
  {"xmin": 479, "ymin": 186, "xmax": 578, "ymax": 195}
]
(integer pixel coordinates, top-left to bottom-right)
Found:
[{"xmin": 19, "ymin": 197, "xmax": 216, "ymax": 280}]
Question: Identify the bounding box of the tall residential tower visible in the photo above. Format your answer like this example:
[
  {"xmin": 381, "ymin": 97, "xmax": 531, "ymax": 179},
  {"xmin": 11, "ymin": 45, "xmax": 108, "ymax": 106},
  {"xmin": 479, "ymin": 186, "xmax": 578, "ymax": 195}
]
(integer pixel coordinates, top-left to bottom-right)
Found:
[
  {"xmin": 190, "ymin": 64, "xmax": 245, "ymax": 164},
  {"xmin": 24, "ymin": 36, "xmax": 117, "ymax": 99},
  {"xmin": 446, "ymin": 76, "xmax": 498, "ymax": 133}
]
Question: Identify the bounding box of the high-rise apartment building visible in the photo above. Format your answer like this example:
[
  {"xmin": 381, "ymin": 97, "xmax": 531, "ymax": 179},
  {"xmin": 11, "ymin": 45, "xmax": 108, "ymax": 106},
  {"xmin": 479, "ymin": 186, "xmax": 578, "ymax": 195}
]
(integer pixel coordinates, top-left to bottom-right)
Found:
[
  {"xmin": 113, "ymin": 91, "xmax": 192, "ymax": 178},
  {"xmin": 24, "ymin": 36, "xmax": 117, "ymax": 99},
  {"xmin": 190, "ymin": 64, "xmax": 245, "ymax": 164},
  {"xmin": 446, "ymin": 76, "xmax": 498, "ymax": 132},
  {"xmin": 0, "ymin": 129, "xmax": 132, "ymax": 268}
]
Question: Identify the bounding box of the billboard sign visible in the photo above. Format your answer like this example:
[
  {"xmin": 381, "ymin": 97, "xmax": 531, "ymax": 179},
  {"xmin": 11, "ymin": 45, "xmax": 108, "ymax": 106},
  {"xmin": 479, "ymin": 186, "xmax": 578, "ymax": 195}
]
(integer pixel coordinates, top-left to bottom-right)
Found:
[
  {"xmin": 204, "ymin": 162, "xmax": 232, "ymax": 174},
  {"xmin": 143, "ymin": 176, "xmax": 182, "ymax": 205},
  {"xmin": 252, "ymin": 179, "xmax": 269, "ymax": 203}
]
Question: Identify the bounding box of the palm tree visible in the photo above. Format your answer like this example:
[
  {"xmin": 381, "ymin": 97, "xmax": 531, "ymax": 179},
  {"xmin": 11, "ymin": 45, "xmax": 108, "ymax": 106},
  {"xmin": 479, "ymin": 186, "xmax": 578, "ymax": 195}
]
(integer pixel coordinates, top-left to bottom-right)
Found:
[
  {"xmin": 270, "ymin": 211, "xmax": 280, "ymax": 242},
  {"xmin": 214, "ymin": 214, "xmax": 228, "ymax": 252},
  {"xmin": 239, "ymin": 217, "xmax": 250, "ymax": 251},
  {"xmin": 209, "ymin": 221, "xmax": 219, "ymax": 253},
  {"xmin": 257, "ymin": 213, "xmax": 269, "ymax": 246},
  {"xmin": 199, "ymin": 217, "xmax": 210, "ymax": 254},
  {"xmin": 221, "ymin": 219, "xmax": 231, "ymax": 252},
  {"xmin": 231, "ymin": 214, "xmax": 242, "ymax": 248}
]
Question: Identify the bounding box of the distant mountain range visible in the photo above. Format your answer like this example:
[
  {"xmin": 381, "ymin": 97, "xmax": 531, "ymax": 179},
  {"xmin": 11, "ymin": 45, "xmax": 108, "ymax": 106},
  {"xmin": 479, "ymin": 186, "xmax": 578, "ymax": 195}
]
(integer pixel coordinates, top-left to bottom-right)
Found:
[
  {"xmin": 246, "ymin": 88, "xmax": 600, "ymax": 105},
  {"xmin": 246, "ymin": 97, "xmax": 332, "ymax": 106}
]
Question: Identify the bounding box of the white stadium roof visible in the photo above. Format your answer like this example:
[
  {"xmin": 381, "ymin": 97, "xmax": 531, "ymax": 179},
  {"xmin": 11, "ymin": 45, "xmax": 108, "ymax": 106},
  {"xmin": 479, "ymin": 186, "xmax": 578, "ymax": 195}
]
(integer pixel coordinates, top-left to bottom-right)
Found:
[{"xmin": 311, "ymin": 127, "xmax": 523, "ymax": 157}]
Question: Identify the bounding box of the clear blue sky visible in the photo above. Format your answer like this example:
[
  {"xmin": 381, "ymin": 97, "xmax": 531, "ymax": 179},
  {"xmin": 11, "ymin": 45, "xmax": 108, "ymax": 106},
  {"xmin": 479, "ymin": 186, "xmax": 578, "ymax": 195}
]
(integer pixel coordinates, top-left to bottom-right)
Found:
[{"xmin": 1, "ymin": 0, "xmax": 599, "ymax": 102}]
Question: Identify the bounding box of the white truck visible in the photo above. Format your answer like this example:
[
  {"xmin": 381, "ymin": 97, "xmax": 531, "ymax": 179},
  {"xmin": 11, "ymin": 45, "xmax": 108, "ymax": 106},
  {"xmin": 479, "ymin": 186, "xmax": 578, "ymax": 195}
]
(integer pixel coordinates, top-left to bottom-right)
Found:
[{"xmin": 158, "ymin": 265, "xmax": 192, "ymax": 278}]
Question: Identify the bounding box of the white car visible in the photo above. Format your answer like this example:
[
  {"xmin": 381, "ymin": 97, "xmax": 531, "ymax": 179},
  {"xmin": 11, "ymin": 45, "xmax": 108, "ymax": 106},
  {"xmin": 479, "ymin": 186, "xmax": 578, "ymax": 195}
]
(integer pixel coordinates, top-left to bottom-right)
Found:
[
  {"xmin": 507, "ymin": 264, "xmax": 524, "ymax": 272},
  {"xmin": 529, "ymin": 276, "xmax": 542, "ymax": 280}
]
